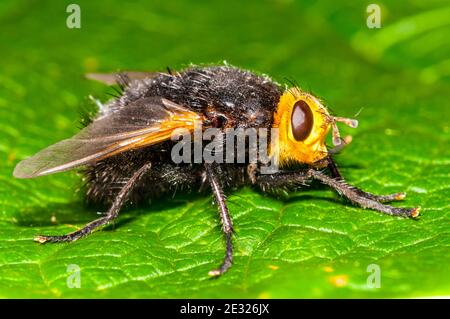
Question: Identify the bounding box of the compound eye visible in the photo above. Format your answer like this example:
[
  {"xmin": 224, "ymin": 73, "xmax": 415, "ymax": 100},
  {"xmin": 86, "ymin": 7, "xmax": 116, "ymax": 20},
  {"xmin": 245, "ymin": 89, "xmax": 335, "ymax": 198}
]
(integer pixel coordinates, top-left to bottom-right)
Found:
[{"xmin": 291, "ymin": 100, "xmax": 314, "ymax": 141}]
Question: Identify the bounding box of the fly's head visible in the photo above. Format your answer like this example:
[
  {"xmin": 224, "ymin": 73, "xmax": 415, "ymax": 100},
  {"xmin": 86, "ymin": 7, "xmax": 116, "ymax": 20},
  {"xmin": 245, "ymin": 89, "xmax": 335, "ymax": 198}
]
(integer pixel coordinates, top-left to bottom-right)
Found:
[{"xmin": 272, "ymin": 87, "xmax": 358, "ymax": 167}]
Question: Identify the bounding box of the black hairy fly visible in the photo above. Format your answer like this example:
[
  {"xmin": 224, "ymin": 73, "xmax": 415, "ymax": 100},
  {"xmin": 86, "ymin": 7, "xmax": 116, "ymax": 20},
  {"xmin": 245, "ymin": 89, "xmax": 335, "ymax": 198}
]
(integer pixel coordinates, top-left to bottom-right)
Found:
[{"xmin": 14, "ymin": 65, "xmax": 420, "ymax": 276}]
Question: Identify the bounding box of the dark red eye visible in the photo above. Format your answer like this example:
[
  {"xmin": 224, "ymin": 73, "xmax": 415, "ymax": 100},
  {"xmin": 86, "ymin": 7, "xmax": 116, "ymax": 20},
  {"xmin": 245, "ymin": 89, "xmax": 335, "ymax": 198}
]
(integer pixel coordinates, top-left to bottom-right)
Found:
[{"xmin": 291, "ymin": 100, "xmax": 313, "ymax": 141}]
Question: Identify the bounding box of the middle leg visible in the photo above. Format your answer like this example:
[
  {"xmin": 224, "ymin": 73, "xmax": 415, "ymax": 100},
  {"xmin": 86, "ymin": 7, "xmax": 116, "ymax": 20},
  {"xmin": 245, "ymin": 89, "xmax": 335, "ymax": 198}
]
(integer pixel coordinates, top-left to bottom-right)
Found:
[{"xmin": 205, "ymin": 163, "xmax": 234, "ymax": 276}]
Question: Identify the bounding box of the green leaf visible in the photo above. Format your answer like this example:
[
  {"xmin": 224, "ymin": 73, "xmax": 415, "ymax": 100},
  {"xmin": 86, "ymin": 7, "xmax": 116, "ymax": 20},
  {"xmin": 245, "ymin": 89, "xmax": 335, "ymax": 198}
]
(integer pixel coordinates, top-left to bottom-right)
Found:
[{"xmin": 0, "ymin": 0, "xmax": 448, "ymax": 298}]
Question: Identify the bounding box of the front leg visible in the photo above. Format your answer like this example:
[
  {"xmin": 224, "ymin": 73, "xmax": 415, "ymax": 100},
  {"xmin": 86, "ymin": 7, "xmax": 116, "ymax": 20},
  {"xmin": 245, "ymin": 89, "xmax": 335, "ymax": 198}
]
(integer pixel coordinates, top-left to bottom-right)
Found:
[
  {"xmin": 255, "ymin": 169, "xmax": 312, "ymax": 192},
  {"xmin": 326, "ymin": 156, "xmax": 406, "ymax": 203},
  {"xmin": 309, "ymin": 169, "xmax": 420, "ymax": 217},
  {"xmin": 254, "ymin": 167, "xmax": 419, "ymax": 218}
]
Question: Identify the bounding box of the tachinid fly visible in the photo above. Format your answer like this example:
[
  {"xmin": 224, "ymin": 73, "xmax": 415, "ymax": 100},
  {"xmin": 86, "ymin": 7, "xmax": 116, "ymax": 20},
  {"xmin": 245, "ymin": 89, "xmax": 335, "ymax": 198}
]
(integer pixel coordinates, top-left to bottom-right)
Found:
[{"xmin": 14, "ymin": 65, "xmax": 419, "ymax": 276}]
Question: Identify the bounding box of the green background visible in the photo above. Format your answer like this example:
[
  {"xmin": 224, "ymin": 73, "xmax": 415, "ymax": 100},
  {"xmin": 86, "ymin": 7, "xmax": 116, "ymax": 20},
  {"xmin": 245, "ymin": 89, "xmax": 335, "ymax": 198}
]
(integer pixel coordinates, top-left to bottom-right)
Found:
[{"xmin": 0, "ymin": 0, "xmax": 449, "ymax": 298}]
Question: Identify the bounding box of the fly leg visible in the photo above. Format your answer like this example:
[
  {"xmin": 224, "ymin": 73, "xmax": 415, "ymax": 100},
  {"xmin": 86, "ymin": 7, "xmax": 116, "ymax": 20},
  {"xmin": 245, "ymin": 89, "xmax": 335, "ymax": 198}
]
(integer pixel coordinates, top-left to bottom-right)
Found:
[
  {"xmin": 255, "ymin": 167, "xmax": 419, "ymax": 218},
  {"xmin": 34, "ymin": 162, "xmax": 152, "ymax": 243},
  {"xmin": 255, "ymin": 170, "xmax": 312, "ymax": 191},
  {"xmin": 309, "ymin": 169, "xmax": 420, "ymax": 217},
  {"xmin": 326, "ymin": 156, "xmax": 407, "ymax": 203},
  {"xmin": 205, "ymin": 163, "xmax": 234, "ymax": 277}
]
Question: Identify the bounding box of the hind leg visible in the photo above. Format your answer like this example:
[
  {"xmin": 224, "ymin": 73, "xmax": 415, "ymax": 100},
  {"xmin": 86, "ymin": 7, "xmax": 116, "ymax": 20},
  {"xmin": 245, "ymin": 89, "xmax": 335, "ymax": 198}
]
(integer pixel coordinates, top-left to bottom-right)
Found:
[{"xmin": 35, "ymin": 162, "xmax": 152, "ymax": 243}]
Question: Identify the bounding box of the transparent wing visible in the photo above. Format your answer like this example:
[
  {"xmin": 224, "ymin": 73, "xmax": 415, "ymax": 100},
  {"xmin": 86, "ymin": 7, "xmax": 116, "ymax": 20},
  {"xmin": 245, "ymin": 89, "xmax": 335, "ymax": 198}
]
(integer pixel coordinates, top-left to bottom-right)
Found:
[
  {"xmin": 85, "ymin": 71, "xmax": 165, "ymax": 85},
  {"xmin": 14, "ymin": 97, "xmax": 202, "ymax": 178}
]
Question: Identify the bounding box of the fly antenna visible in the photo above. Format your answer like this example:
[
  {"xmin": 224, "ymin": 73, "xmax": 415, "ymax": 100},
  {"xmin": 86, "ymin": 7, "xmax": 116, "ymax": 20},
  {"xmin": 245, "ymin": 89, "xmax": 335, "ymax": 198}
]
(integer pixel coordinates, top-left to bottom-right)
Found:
[
  {"xmin": 330, "ymin": 116, "xmax": 358, "ymax": 146},
  {"xmin": 334, "ymin": 116, "xmax": 358, "ymax": 128}
]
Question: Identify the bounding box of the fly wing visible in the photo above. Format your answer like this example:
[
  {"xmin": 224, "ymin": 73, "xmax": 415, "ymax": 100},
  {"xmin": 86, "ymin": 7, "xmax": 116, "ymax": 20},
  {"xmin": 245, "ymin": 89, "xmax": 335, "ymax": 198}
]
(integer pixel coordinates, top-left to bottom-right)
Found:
[
  {"xmin": 14, "ymin": 97, "xmax": 203, "ymax": 178},
  {"xmin": 85, "ymin": 71, "xmax": 165, "ymax": 85}
]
